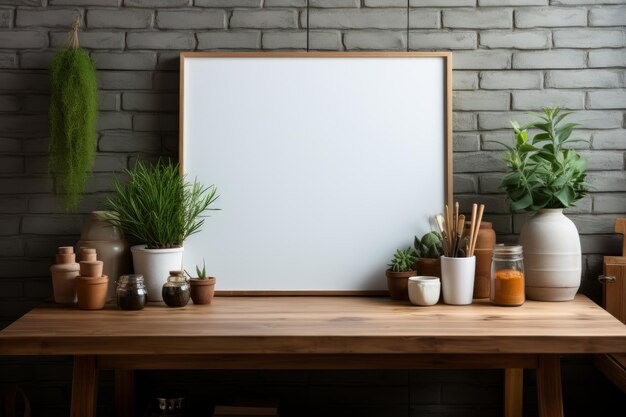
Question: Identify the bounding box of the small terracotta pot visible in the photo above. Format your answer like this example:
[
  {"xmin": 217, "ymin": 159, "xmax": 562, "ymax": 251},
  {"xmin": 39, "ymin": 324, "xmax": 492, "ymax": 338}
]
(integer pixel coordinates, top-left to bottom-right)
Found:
[
  {"xmin": 190, "ymin": 277, "xmax": 216, "ymax": 305},
  {"xmin": 75, "ymin": 275, "xmax": 109, "ymax": 310},
  {"xmin": 56, "ymin": 253, "xmax": 76, "ymax": 264},
  {"xmin": 415, "ymin": 258, "xmax": 441, "ymax": 278},
  {"xmin": 80, "ymin": 260, "xmax": 103, "ymax": 277},
  {"xmin": 80, "ymin": 247, "xmax": 97, "ymax": 262},
  {"xmin": 385, "ymin": 270, "xmax": 416, "ymax": 300},
  {"xmin": 58, "ymin": 246, "xmax": 74, "ymax": 254},
  {"xmin": 50, "ymin": 263, "xmax": 79, "ymax": 304}
]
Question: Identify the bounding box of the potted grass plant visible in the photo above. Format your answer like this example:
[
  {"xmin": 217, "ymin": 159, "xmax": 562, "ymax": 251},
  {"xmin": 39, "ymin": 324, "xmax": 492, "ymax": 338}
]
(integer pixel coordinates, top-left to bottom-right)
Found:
[
  {"xmin": 106, "ymin": 160, "xmax": 219, "ymax": 301},
  {"xmin": 496, "ymin": 106, "xmax": 589, "ymax": 301},
  {"xmin": 386, "ymin": 247, "xmax": 417, "ymax": 300},
  {"xmin": 186, "ymin": 260, "xmax": 216, "ymax": 305}
]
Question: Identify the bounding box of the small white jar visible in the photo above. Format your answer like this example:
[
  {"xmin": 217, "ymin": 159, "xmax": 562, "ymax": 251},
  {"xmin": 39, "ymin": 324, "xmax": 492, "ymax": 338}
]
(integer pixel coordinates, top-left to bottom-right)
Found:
[{"xmin": 408, "ymin": 276, "xmax": 441, "ymax": 306}]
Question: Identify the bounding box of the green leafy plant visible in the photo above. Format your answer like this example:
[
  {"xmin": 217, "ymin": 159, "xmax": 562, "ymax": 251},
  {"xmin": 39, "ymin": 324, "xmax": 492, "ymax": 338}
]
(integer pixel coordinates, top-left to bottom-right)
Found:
[
  {"xmin": 414, "ymin": 231, "xmax": 444, "ymax": 259},
  {"xmin": 388, "ymin": 247, "xmax": 417, "ymax": 273},
  {"xmin": 497, "ymin": 106, "xmax": 589, "ymax": 212},
  {"xmin": 48, "ymin": 46, "xmax": 98, "ymax": 210},
  {"xmin": 106, "ymin": 160, "xmax": 219, "ymax": 249}
]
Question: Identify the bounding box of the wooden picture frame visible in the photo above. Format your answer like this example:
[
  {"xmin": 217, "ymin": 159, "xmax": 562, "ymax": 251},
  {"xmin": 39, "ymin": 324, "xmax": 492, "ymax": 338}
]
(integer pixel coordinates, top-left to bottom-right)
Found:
[{"xmin": 179, "ymin": 52, "xmax": 452, "ymax": 294}]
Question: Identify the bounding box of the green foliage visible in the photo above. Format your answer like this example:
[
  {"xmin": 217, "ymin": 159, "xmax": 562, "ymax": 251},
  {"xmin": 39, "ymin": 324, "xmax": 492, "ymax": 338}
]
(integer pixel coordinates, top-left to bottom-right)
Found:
[
  {"xmin": 414, "ymin": 231, "xmax": 444, "ymax": 259},
  {"xmin": 195, "ymin": 260, "xmax": 207, "ymax": 279},
  {"xmin": 106, "ymin": 160, "xmax": 219, "ymax": 249},
  {"xmin": 497, "ymin": 106, "xmax": 589, "ymax": 212},
  {"xmin": 49, "ymin": 47, "xmax": 98, "ymax": 210},
  {"xmin": 388, "ymin": 247, "xmax": 417, "ymax": 273}
]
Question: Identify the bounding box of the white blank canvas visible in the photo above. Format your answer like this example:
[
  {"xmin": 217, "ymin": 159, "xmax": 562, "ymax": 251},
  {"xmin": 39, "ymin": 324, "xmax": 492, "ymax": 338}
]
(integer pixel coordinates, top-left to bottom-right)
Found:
[{"xmin": 181, "ymin": 54, "xmax": 450, "ymax": 292}]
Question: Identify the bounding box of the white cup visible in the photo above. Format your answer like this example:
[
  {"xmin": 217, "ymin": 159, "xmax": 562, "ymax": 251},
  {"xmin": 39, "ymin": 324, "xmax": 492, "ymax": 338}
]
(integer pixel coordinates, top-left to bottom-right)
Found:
[
  {"xmin": 440, "ymin": 256, "xmax": 476, "ymax": 305},
  {"xmin": 408, "ymin": 276, "xmax": 441, "ymax": 306}
]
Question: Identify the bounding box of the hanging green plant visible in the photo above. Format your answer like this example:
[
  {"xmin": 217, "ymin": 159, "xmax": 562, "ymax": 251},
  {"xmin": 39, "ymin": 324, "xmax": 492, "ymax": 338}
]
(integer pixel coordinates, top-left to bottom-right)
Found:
[{"xmin": 48, "ymin": 17, "xmax": 98, "ymax": 210}]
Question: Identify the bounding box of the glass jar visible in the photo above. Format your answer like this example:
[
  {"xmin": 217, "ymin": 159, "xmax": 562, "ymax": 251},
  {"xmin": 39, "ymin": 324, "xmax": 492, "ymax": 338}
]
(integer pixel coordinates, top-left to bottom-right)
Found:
[
  {"xmin": 490, "ymin": 245, "xmax": 525, "ymax": 306},
  {"xmin": 116, "ymin": 274, "xmax": 147, "ymax": 310},
  {"xmin": 162, "ymin": 271, "xmax": 190, "ymax": 308}
]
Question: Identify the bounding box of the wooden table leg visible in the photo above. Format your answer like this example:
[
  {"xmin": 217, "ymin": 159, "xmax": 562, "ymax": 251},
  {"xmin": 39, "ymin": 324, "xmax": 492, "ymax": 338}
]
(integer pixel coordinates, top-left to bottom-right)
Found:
[
  {"xmin": 504, "ymin": 368, "xmax": 523, "ymax": 417},
  {"xmin": 71, "ymin": 355, "xmax": 98, "ymax": 417},
  {"xmin": 536, "ymin": 354, "xmax": 564, "ymax": 417},
  {"xmin": 115, "ymin": 369, "xmax": 134, "ymax": 417}
]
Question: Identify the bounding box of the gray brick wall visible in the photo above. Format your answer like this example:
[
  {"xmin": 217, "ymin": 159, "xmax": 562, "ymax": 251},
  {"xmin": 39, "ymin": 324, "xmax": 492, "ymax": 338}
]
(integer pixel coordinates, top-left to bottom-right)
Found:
[{"xmin": 0, "ymin": 0, "xmax": 625, "ymax": 416}]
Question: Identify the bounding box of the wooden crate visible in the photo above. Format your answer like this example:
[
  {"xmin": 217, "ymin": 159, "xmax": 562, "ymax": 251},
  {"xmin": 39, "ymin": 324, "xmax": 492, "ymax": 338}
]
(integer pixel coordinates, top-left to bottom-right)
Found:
[{"xmin": 596, "ymin": 218, "xmax": 626, "ymax": 392}]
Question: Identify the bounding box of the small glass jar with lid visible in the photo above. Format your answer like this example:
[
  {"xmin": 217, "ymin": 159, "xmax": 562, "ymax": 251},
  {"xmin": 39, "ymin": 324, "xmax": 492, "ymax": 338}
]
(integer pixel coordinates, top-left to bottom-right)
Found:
[
  {"xmin": 490, "ymin": 245, "xmax": 525, "ymax": 306},
  {"xmin": 116, "ymin": 274, "xmax": 147, "ymax": 310},
  {"xmin": 162, "ymin": 271, "xmax": 190, "ymax": 308}
]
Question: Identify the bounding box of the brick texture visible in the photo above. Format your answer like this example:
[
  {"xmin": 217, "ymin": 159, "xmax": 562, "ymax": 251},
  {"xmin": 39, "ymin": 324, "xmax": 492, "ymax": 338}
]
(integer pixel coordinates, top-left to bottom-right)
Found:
[{"xmin": 0, "ymin": 1, "xmax": 624, "ymax": 416}]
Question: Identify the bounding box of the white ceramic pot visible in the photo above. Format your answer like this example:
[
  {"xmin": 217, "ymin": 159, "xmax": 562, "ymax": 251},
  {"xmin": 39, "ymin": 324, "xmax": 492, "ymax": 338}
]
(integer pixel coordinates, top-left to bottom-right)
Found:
[
  {"xmin": 408, "ymin": 276, "xmax": 441, "ymax": 306},
  {"xmin": 520, "ymin": 209, "xmax": 581, "ymax": 301},
  {"xmin": 131, "ymin": 245, "xmax": 184, "ymax": 302},
  {"xmin": 440, "ymin": 256, "xmax": 476, "ymax": 305}
]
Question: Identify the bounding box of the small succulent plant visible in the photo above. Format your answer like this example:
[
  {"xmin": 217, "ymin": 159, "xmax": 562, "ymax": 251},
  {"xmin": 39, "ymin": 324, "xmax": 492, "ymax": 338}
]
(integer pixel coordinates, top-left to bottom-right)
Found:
[
  {"xmin": 185, "ymin": 259, "xmax": 208, "ymax": 280},
  {"xmin": 388, "ymin": 247, "xmax": 418, "ymax": 273},
  {"xmin": 414, "ymin": 231, "xmax": 444, "ymax": 259},
  {"xmin": 195, "ymin": 260, "xmax": 207, "ymax": 279}
]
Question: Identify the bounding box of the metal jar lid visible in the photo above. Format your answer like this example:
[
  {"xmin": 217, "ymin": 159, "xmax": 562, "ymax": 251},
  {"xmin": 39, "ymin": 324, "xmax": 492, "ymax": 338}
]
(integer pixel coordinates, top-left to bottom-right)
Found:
[
  {"xmin": 492, "ymin": 244, "xmax": 523, "ymax": 259},
  {"xmin": 493, "ymin": 244, "xmax": 523, "ymax": 254}
]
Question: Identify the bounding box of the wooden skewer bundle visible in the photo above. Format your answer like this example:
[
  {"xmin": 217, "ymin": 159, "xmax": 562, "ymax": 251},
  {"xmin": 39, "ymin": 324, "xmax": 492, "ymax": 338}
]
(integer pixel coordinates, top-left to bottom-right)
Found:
[
  {"xmin": 434, "ymin": 202, "xmax": 485, "ymax": 258},
  {"xmin": 467, "ymin": 203, "xmax": 485, "ymax": 257}
]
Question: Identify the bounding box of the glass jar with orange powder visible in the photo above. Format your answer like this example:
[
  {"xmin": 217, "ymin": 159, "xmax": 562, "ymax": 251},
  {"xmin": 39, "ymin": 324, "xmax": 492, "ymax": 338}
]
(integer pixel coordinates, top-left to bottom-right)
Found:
[{"xmin": 490, "ymin": 245, "xmax": 525, "ymax": 306}]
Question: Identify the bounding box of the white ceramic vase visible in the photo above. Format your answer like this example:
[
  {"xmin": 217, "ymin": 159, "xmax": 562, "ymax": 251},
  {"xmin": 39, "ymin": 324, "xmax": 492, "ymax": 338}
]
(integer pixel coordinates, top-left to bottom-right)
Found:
[
  {"xmin": 131, "ymin": 245, "xmax": 184, "ymax": 302},
  {"xmin": 520, "ymin": 209, "xmax": 581, "ymax": 301}
]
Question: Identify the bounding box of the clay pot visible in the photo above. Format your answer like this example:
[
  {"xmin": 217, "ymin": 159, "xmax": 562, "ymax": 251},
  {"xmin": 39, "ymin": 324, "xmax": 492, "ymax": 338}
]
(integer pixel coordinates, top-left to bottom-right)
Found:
[
  {"xmin": 80, "ymin": 260, "xmax": 103, "ymax": 278},
  {"xmin": 80, "ymin": 247, "xmax": 97, "ymax": 262},
  {"xmin": 415, "ymin": 258, "xmax": 441, "ymax": 278},
  {"xmin": 79, "ymin": 211, "xmax": 124, "ymax": 240},
  {"xmin": 386, "ymin": 270, "xmax": 416, "ymax": 300},
  {"xmin": 76, "ymin": 211, "xmax": 131, "ymax": 301},
  {"xmin": 473, "ymin": 221, "xmax": 496, "ymax": 249},
  {"xmin": 75, "ymin": 275, "xmax": 109, "ymax": 310},
  {"xmin": 51, "ymin": 263, "xmax": 79, "ymax": 304},
  {"xmin": 56, "ymin": 253, "xmax": 75, "ymax": 264},
  {"xmin": 473, "ymin": 250, "xmax": 492, "ymax": 299},
  {"xmin": 50, "ymin": 246, "xmax": 79, "ymax": 304},
  {"xmin": 466, "ymin": 221, "xmax": 496, "ymax": 299},
  {"xmin": 190, "ymin": 277, "xmax": 216, "ymax": 305},
  {"xmin": 77, "ymin": 239, "xmax": 129, "ymax": 300}
]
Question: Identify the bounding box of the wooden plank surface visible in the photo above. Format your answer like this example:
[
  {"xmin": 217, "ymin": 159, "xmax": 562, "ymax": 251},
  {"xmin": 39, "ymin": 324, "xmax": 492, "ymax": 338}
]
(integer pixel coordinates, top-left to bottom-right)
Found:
[{"xmin": 0, "ymin": 295, "xmax": 625, "ymax": 355}]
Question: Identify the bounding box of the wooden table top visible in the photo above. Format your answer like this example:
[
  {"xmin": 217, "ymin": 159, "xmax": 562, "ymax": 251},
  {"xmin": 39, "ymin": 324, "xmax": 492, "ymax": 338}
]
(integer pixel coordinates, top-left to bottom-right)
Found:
[{"xmin": 0, "ymin": 295, "xmax": 625, "ymax": 355}]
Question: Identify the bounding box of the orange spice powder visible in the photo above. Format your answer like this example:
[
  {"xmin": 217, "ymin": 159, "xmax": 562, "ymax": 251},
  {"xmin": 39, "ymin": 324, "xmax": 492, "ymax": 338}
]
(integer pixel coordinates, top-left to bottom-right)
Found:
[{"xmin": 492, "ymin": 269, "xmax": 525, "ymax": 306}]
